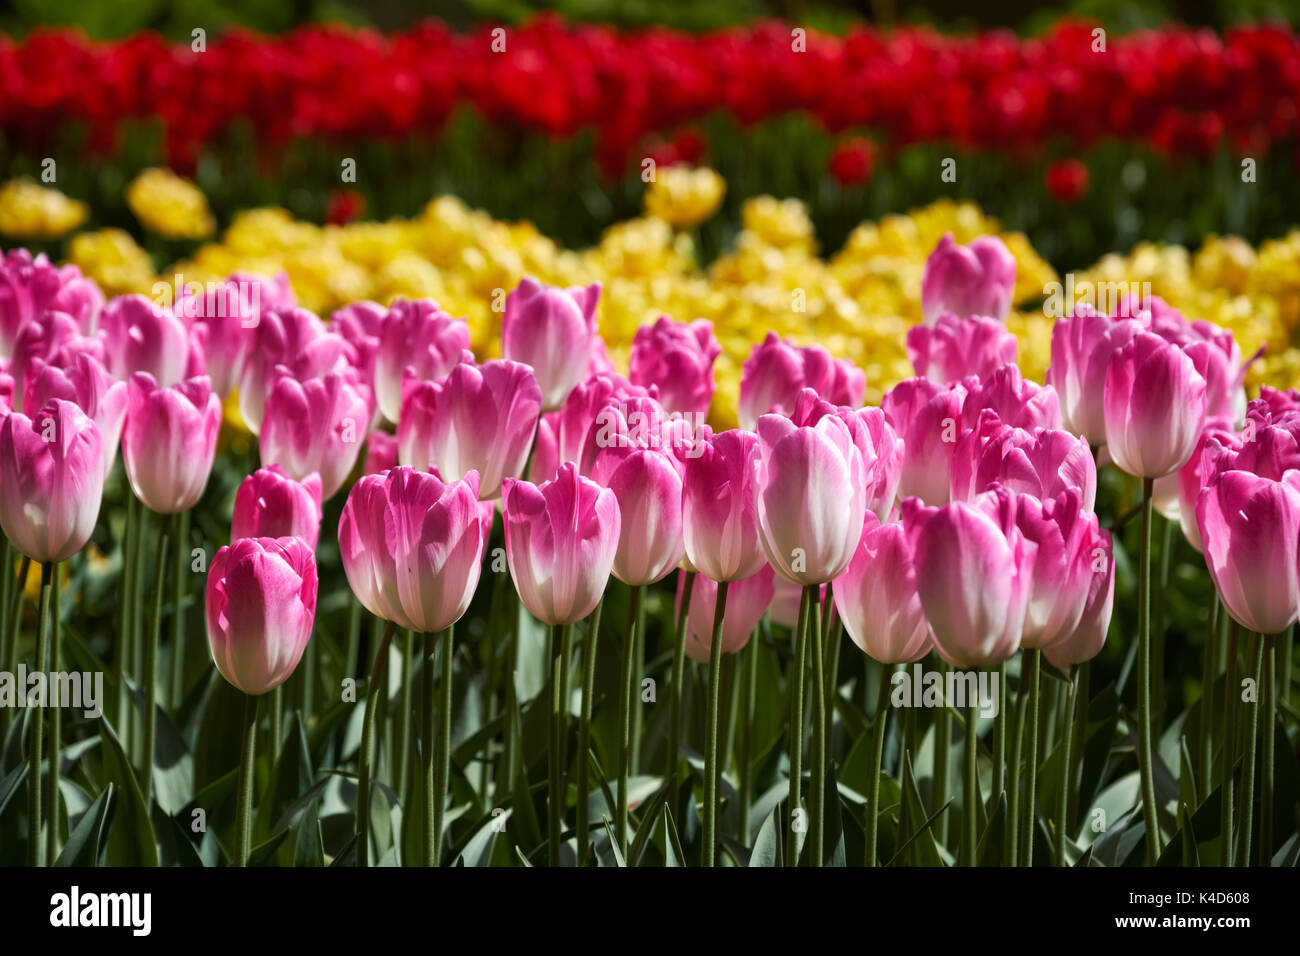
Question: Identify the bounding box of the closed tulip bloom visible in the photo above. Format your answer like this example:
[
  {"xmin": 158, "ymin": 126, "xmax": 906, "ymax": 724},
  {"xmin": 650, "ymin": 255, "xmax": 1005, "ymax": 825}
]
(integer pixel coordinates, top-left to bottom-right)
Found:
[
  {"xmin": 1197, "ymin": 469, "xmax": 1300, "ymax": 635},
  {"xmin": 330, "ymin": 300, "xmax": 386, "ymax": 392},
  {"xmin": 232, "ymin": 465, "xmax": 324, "ymax": 551},
  {"xmin": 1104, "ymin": 331, "xmax": 1208, "ymax": 478},
  {"xmin": 1231, "ymin": 401, "xmax": 1300, "ymax": 479},
  {"xmin": 789, "ymin": 388, "xmax": 900, "ymax": 522},
  {"xmin": 205, "ymin": 536, "xmax": 317, "ymax": 695},
  {"xmin": 1045, "ymin": 531, "xmax": 1115, "ymax": 671},
  {"xmin": 337, "ymin": 469, "xmax": 414, "ymax": 629},
  {"xmin": 680, "ymin": 564, "xmax": 775, "ymax": 662},
  {"xmin": 529, "ymin": 372, "xmax": 649, "ymax": 483},
  {"xmin": 629, "ymin": 315, "xmax": 720, "ymax": 417},
  {"xmin": 961, "ymin": 364, "xmax": 1062, "ymax": 431},
  {"xmin": 751, "ymin": 412, "xmax": 866, "ymax": 585},
  {"xmin": 951, "ymin": 409, "xmax": 1097, "ymax": 511},
  {"xmin": 0, "ymin": 399, "xmax": 105, "ymax": 563},
  {"xmin": 738, "ymin": 332, "xmax": 865, "ymax": 430},
  {"xmin": 1047, "ymin": 305, "xmax": 1143, "ymax": 442},
  {"xmin": 123, "ymin": 373, "xmax": 221, "ymax": 513},
  {"xmin": 920, "ymin": 233, "xmax": 1017, "ymax": 325},
  {"xmin": 502, "ymin": 277, "xmax": 600, "ymax": 412},
  {"xmin": 1142, "ymin": 297, "xmax": 1252, "ymax": 423},
  {"xmin": 9, "ymin": 310, "xmax": 104, "ymax": 407},
  {"xmin": 904, "ymin": 494, "xmax": 1031, "ymax": 669},
  {"xmin": 398, "ymin": 353, "xmax": 542, "ymax": 500},
  {"xmin": 0, "ymin": 250, "xmax": 103, "ymax": 354},
  {"xmin": 833, "ymin": 512, "xmax": 932, "ymax": 664},
  {"xmin": 373, "ymin": 299, "xmax": 470, "ymax": 424},
  {"xmin": 23, "ymin": 351, "xmax": 126, "ymax": 474},
  {"xmin": 1175, "ymin": 419, "xmax": 1242, "ymax": 551},
  {"xmin": 260, "ymin": 369, "xmax": 370, "ymax": 500},
  {"xmin": 907, "ymin": 312, "xmax": 1018, "ymax": 384},
  {"xmin": 682, "ymin": 429, "xmax": 766, "ymax": 582},
  {"xmin": 98, "ymin": 294, "xmax": 199, "ymax": 387},
  {"xmin": 239, "ymin": 307, "xmax": 351, "ymax": 434},
  {"xmin": 882, "ymin": 377, "xmax": 968, "ymax": 505},
  {"xmin": 502, "ymin": 462, "xmax": 620, "ymax": 626},
  {"xmin": 180, "ymin": 272, "xmax": 295, "ymax": 397}
]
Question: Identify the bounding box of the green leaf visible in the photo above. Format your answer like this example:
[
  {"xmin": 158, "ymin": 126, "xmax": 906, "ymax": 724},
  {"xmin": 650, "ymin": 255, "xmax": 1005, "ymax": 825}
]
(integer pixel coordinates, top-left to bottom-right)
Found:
[
  {"xmin": 889, "ymin": 751, "xmax": 946, "ymax": 867},
  {"xmin": 977, "ymin": 792, "xmax": 1006, "ymax": 866},
  {"xmin": 749, "ymin": 799, "xmax": 785, "ymax": 867},
  {"xmin": 98, "ymin": 718, "xmax": 158, "ymax": 866},
  {"xmin": 54, "ymin": 783, "xmax": 115, "ymax": 867}
]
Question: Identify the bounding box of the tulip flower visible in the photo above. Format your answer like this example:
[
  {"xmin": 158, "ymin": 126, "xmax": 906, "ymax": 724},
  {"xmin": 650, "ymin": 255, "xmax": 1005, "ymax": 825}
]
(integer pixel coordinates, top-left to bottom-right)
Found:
[
  {"xmin": 680, "ymin": 564, "xmax": 774, "ymax": 662},
  {"xmin": 179, "ymin": 272, "xmax": 295, "ymax": 397},
  {"xmin": 629, "ymin": 315, "xmax": 720, "ymax": 417},
  {"xmin": 1103, "ymin": 331, "xmax": 1207, "ymax": 480},
  {"xmin": 232, "ymin": 465, "xmax": 324, "ymax": 551},
  {"xmin": 682, "ymin": 428, "xmax": 766, "ymax": 582},
  {"xmin": 0, "ymin": 250, "xmax": 103, "ymax": 356},
  {"xmin": 529, "ymin": 372, "xmax": 647, "ymax": 483},
  {"xmin": 238, "ymin": 307, "xmax": 351, "ymax": 434},
  {"xmin": 23, "ymin": 351, "xmax": 126, "ymax": 475},
  {"xmin": 882, "ymin": 377, "xmax": 968, "ymax": 505},
  {"xmin": 1044, "ymin": 533, "xmax": 1115, "ymax": 671},
  {"xmin": 907, "ymin": 312, "xmax": 1018, "ymax": 384},
  {"xmin": 330, "ymin": 300, "xmax": 386, "ymax": 393},
  {"xmin": 260, "ymin": 369, "xmax": 371, "ymax": 500},
  {"xmin": 373, "ymin": 299, "xmax": 470, "ymax": 424},
  {"xmin": 501, "ymin": 277, "xmax": 601, "ymax": 412},
  {"xmin": 961, "ymin": 363, "xmax": 1062, "ymax": 431},
  {"xmin": 205, "ymin": 535, "xmax": 317, "ymax": 866},
  {"xmin": 98, "ymin": 294, "xmax": 198, "ymax": 387},
  {"xmin": 789, "ymin": 388, "xmax": 901, "ymax": 522},
  {"xmin": 362, "ymin": 429, "xmax": 398, "ymax": 475},
  {"xmin": 920, "ymin": 233, "xmax": 1017, "ymax": 325},
  {"xmin": 738, "ymin": 331, "xmax": 865, "ymax": 430},
  {"xmin": 0, "ymin": 399, "xmax": 104, "ymax": 564},
  {"xmin": 123, "ymin": 373, "xmax": 222, "ymax": 514},
  {"xmin": 950, "ymin": 410, "xmax": 1097, "ymax": 511},
  {"xmin": 1175, "ymin": 420, "xmax": 1242, "ymax": 551},
  {"xmin": 1141, "ymin": 296, "xmax": 1252, "ymax": 423},
  {"xmin": 1047, "ymin": 304, "xmax": 1143, "ymax": 442},
  {"xmin": 398, "ymin": 353, "xmax": 542, "ymax": 500},
  {"xmin": 9, "ymin": 310, "xmax": 104, "ymax": 408}
]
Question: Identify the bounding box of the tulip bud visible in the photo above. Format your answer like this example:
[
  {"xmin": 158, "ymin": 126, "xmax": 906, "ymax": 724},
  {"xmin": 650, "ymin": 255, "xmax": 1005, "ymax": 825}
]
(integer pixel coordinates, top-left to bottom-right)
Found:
[
  {"xmin": 920, "ymin": 233, "xmax": 1017, "ymax": 325},
  {"xmin": 907, "ymin": 312, "xmax": 1018, "ymax": 384},
  {"xmin": 180, "ymin": 272, "xmax": 295, "ymax": 397},
  {"xmin": 1104, "ymin": 331, "xmax": 1208, "ymax": 478},
  {"xmin": 232, "ymin": 465, "xmax": 324, "ymax": 551},
  {"xmin": 882, "ymin": 377, "xmax": 968, "ymax": 505},
  {"xmin": 683, "ymin": 429, "xmax": 766, "ymax": 582},
  {"xmin": 833, "ymin": 512, "xmax": 932, "ymax": 664},
  {"xmin": 123, "ymin": 372, "xmax": 221, "ymax": 514},
  {"xmin": 629, "ymin": 315, "xmax": 720, "ymax": 417},
  {"xmin": 238, "ymin": 307, "xmax": 351, "ymax": 434},
  {"xmin": 950, "ymin": 409, "xmax": 1097, "ymax": 511},
  {"xmin": 23, "ymin": 351, "xmax": 126, "ymax": 475},
  {"xmin": 373, "ymin": 299, "xmax": 470, "ymax": 424},
  {"xmin": 260, "ymin": 369, "xmax": 370, "ymax": 501},
  {"xmin": 502, "ymin": 278, "xmax": 600, "ymax": 412},
  {"xmin": 738, "ymin": 332, "xmax": 865, "ymax": 430},
  {"xmin": 99, "ymin": 294, "xmax": 198, "ymax": 388}
]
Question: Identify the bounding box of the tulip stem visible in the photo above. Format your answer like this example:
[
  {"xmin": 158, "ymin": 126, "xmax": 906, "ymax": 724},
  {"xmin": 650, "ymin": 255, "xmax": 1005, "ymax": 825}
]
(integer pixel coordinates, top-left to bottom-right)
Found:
[
  {"xmin": 1199, "ymin": 597, "xmax": 1221, "ymax": 802},
  {"xmin": 866, "ymin": 663, "xmax": 893, "ymax": 866},
  {"xmin": 235, "ymin": 692, "xmax": 260, "ymax": 867},
  {"xmin": 170, "ymin": 509, "xmax": 190, "ymax": 710},
  {"xmin": 117, "ymin": 496, "xmax": 135, "ymax": 743},
  {"xmin": 807, "ymin": 584, "xmax": 826, "ymax": 867},
  {"xmin": 668, "ymin": 570, "xmax": 696, "ymax": 816},
  {"xmin": 1237, "ymin": 634, "xmax": 1263, "ymax": 866},
  {"xmin": 142, "ymin": 519, "xmax": 170, "ymax": 810},
  {"xmin": 576, "ymin": 600, "xmax": 602, "ymax": 866},
  {"xmin": 1220, "ymin": 622, "xmax": 1239, "ymax": 865},
  {"xmin": 422, "ymin": 633, "xmax": 435, "ymax": 866},
  {"xmin": 1005, "ymin": 668, "xmax": 1027, "ymax": 866},
  {"xmin": 1056, "ymin": 671, "xmax": 1077, "ymax": 867},
  {"xmin": 991, "ymin": 661, "xmax": 1005, "ymax": 813},
  {"xmin": 738, "ymin": 622, "xmax": 759, "ymax": 843},
  {"xmin": 46, "ymin": 563, "xmax": 63, "ymax": 863},
  {"xmin": 130, "ymin": 505, "xmax": 147, "ymax": 761},
  {"xmin": 1136, "ymin": 476, "xmax": 1162, "ymax": 863},
  {"xmin": 0, "ymin": 539, "xmax": 10, "ymax": 737},
  {"xmin": 1260, "ymin": 634, "xmax": 1275, "ymax": 866},
  {"xmin": 549, "ymin": 621, "xmax": 567, "ymax": 866},
  {"xmin": 433, "ymin": 624, "xmax": 454, "ymax": 866},
  {"xmin": 616, "ymin": 586, "xmax": 641, "ymax": 858},
  {"xmin": 702, "ymin": 579, "xmax": 730, "ymax": 867},
  {"xmin": 356, "ymin": 619, "xmax": 395, "ymax": 867},
  {"xmin": 28, "ymin": 564, "xmax": 51, "ymax": 866},
  {"xmin": 821, "ymin": 585, "xmax": 839, "ymax": 766},
  {"xmin": 396, "ymin": 631, "xmax": 413, "ymax": 811},
  {"xmin": 933, "ymin": 659, "xmax": 950, "ymax": 848},
  {"xmin": 786, "ymin": 586, "xmax": 810, "ymax": 867},
  {"xmin": 1021, "ymin": 649, "xmax": 1041, "ymax": 866},
  {"xmin": 4, "ymin": 555, "xmax": 30, "ymax": 741},
  {"xmin": 964, "ymin": 696, "xmax": 978, "ymax": 866}
]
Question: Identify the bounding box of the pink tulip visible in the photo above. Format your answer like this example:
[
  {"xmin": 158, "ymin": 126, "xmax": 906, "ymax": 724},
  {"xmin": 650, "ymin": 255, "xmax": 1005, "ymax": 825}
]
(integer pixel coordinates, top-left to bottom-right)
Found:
[
  {"xmin": 123, "ymin": 373, "xmax": 222, "ymax": 513},
  {"xmin": 1103, "ymin": 331, "xmax": 1208, "ymax": 478},
  {"xmin": 398, "ymin": 353, "xmax": 541, "ymax": 500},
  {"xmin": 180, "ymin": 272, "xmax": 295, "ymax": 397},
  {"xmin": 330, "ymin": 300, "xmax": 386, "ymax": 394},
  {"xmin": 205, "ymin": 536, "xmax": 317, "ymax": 695},
  {"xmin": 1175, "ymin": 421, "xmax": 1242, "ymax": 552},
  {"xmin": 769, "ymin": 576, "xmax": 817, "ymax": 629},
  {"xmin": 0, "ymin": 250, "xmax": 103, "ymax": 354},
  {"xmin": 961, "ymin": 364, "xmax": 1062, "ymax": 431},
  {"xmin": 920, "ymin": 233, "xmax": 1017, "ymax": 325},
  {"xmin": 98, "ymin": 294, "xmax": 198, "ymax": 387},
  {"xmin": 363, "ymin": 429, "xmax": 398, "ymax": 475},
  {"xmin": 1231, "ymin": 402, "xmax": 1300, "ymax": 479},
  {"xmin": 232, "ymin": 465, "xmax": 324, "ymax": 551},
  {"xmin": 629, "ymin": 315, "xmax": 720, "ymax": 417},
  {"xmin": 738, "ymin": 332, "xmax": 865, "ymax": 430},
  {"xmin": 9, "ymin": 311, "xmax": 104, "ymax": 408},
  {"xmin": 23, "ymin": 351, "xmax": 126, "ymax": 474},
  {"xmin": 502, "ymin": 277, "xmax": 601, "ymax": 412},
  {"xmin": 907, "ymin": 312, "xmax": 1018, "ymax": 383},
  {"xmin": 789, "ymin": 388, "xmax": 901, "ymax": 521},
  {"xmin": 1255, "ymin": 385, "xmax": 1300, "ymax": 418},
  {"xmin": 502, "ymin": 462, "xmax": 620, "ymax": 626},
  {"xmin": 373, "ymin": 299, "xmax": 470, "ymax": 424},
  {"xmin": 1047, "ymin": 304, "xmax": 1143, "ymax": 442},
  {"xmin": 239, "ymin": 307, "xmax": 351, "ymax": 434},
  {"xmin": 680, "ymin": 565, "xmax": 775, "ymax": 662},
  {"xmin": 950, "ymin": 409, "xmax": 1097, "ymax": 511},
  {"xmin": 529, "ymin": 372, "xmax": 649, "ymax": 483},
  {"xmin": 833, "ymin": 512, "xmax": 932, "ymax": 664},
  {"xmin": 260, "ymin": 369, "xmax": 370, "ymax": 500},
  {"xmin": 1139, "ymin": 296, "xmax": 1253, "ymax": 423},
  {"xmin": 1044, "ymin": 535, "xmax": 1115, "ymax": 670},
  {"xmin": 751, "ymin": 412, "xmax": 866, "ymax": 585},
  {"xmin": 1197, "ymin": 469, "xmax": 1300, "ymax": 635},
  {"xmin": 882, "ymin": 377, "xmax": 968, "ymax": 505},
  {"xmin": 0, "ymin": 399, "xmax": 105, "ymax": 563},
  {"xmin": 903, "ymin": 493, "xmax": 1031, "ymax": 668},
  {"xmin": 682, "ymin": 429, "xmax": 766, "ymax": 582},
  {"xmin": 338, "ymin": 467, "xmax": 494, "ymax": 634}
]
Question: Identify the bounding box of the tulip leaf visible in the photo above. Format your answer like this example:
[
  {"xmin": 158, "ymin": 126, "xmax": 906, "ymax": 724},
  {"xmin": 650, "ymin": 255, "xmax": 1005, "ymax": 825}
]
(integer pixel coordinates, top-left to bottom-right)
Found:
[
  {"xmin": 602, "ymin": 816, "xmax": 626, "ymax": 867},
  {"xmin": 977, "ymin": 792, "xmax": 1006, "ymax": 866},
  {"xmin": 254, "ymin": 712, "xmax": 316, "ymax": 844},
  {"xmin": 0, "ymin": 760, "xmax": 28, "ymax": 821},
  {"xmin": 888, "ymin": 751, "xmax": 946, "ymax": 867},
  {"xmin": 294, "ymin": 797, "xmax": 326, "ymax": 867},
  {"xmin": 98, "ymin": 718, "xmax": 159, "ymax": 867},
  {"xmin": 748, "ymin": 799, "xmax": 785, "ymax": 867},
  {"xmin": 54, "ymin": 783, "xmax": 115, "ymax": 867}
]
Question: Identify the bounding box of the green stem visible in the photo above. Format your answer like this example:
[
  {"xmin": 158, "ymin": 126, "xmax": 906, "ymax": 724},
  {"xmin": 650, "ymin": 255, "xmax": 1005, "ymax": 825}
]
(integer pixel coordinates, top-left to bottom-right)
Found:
[
  {"xmin": 616, "ymin": 587, "xmax": 641, "ymax": 858},
  {"xmin": 422, "ymin": 633, "xmax": 435, "ymax": 866},
  {"xmin": 549, "ymin": 621, "xmax": 566, "ymax": 866},
  {"xmin": 45, "ymin": 563, "xmax": 63, "ymax": 863},
  {"xmin": 1220, "ymin": 623, "xmax": 1239, "ymax": 866},
  {"xmin": 396, "ymin": 631, "xmax": 413, "ymax": 811},
  {"xmin": 866, "ymin": 663, "xmax": 892, "ymax": 866},
  {"xmin": 1022, "ymin": 649, "xmax": 1041, "ymax": 866},
  {"xmin": 355, "ymin": 619, "xmax": 395, "ymax": 867},
  {"xmin": 991, "ymin": 661, "xmax": 1005, "ymax": 813},
  {"xmin": 170, "ymin": 509, "xmax": 189, "ymax": 710},
  {"xmin": 28, "ymin": 563, "xmax": 51, "ymax": 866},
  {"xmin": 1281, "ymin": 626, "xmax": 1293, "ymax": 710},
  {"xmin": 1005, "ymin": 666, "xmax": 1027, "ymax": 866},
  {"xmin": 630, "ymin": 593, "xmax": 645, "ymax": 777},
  {"xmin": 822, "ymin": 585, "xmax": 839, "ymax": 766},
  {"xmin": 433, "ymin": 624, "xmax": 454, "ymax": 866},
  {"xmin": 1199, "ymin": 597, "xmax": 1220, "ymax": 802},
  {"xmin": 1136, "ymin": 476, "xmax": 1162, "ymax": 863},
  {"xmin": 807, "ymin": 583, "xmax": 825, "ymax": 867},
  {"xmin": 234, "ymin": 692, "xmax": 261, "ymax": 867},
  {"xmin": 1067, "ymin": 662, "xmax": 1089, "ymax": 830},
  {"xmin": 130, "ymin": 505, "xmax": 147, "ymax": 761},
  {"xmin": 1056, "ymin": 671, "xmax": 1077, "ymax": 867},
  {"xmin": 142, "ymin": 519, "xmax": 170, "ymax": 810},
  {"xmin": 702, "ymin": 579, "xmax": 730, "ymax": 867},
  {"xmin": 964, "ymin": 696, "xmax": 978, "ymax": 866},
  {"xmin": 1237, "ymin": 634, "xmax": 1262, "ymax": 867},
  {"xmin": 1260, "ymin": 635, "xmax": 1275, "ymax": 866},
  {"xmin": 117, "ymin": 496, "xmax": 136, "ymax": 743},
  {"xmin": 786, "ymin": 585, "xmax": 810, "ymax": 867},
  {"xmin": 738, "ymin": 622, "xmax": 759, "ymax": 844},
  {"xmin": 4, "ymin": 554, "xmax": 30, "ymax": 741},
  {"xmin": 0, "ymin": 539, "xmax": 10, "ymax": 738},
  {"xmin": 576, "ymin": 600, "xmax": 602, "ymax": 866},
  {"xmin": 933, "ymin": 659, "xmax": 950, "ymax": 848},
  {"xmin": 668, "ymin": 570, "xmax": 695, "ymax": 815}
]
